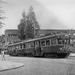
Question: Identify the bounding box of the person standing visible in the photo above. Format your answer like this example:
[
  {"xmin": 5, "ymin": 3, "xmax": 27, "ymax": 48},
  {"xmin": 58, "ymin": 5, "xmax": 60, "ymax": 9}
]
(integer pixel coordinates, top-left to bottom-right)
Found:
[
  {"xmin": 35, "ymin": 45, "xmax": 41, "ymax": 55},
  {"xmin": 1, "ymin": 49, "xmax": 6, "ymax": 61}
]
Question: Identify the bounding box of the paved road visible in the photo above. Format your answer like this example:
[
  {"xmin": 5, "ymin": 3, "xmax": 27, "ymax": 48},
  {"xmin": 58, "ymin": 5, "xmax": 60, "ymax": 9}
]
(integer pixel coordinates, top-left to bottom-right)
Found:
[{"xmin": 0, "ymin": 55, "xmax": 75, "ymax": 75}]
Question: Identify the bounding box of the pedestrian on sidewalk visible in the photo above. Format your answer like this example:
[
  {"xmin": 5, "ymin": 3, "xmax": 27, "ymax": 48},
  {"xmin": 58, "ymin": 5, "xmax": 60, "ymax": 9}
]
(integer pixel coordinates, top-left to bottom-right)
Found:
[{"xmin": 1, "ymin": 49, "xmax": 6, "ymax": 61}]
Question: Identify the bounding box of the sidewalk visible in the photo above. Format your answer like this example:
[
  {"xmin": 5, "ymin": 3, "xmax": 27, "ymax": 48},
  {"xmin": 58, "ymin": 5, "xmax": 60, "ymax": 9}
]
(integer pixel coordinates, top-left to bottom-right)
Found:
[
  {"xmin": 0, "ymin": 60, "xmax": 24, "ymax": 72},
  {"xmin": 70, "ymin": 53, "xmax": 75, "ymax": 57}
]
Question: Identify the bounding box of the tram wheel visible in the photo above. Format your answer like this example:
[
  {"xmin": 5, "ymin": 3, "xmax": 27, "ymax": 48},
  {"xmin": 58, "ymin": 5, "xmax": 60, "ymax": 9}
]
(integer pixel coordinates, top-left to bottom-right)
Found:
[
  {"xmin": 27, "ymin": 53, "xmax": 33, "ymax": 57},
  {"xmin": 57, "ymin": 53, "xmax": 67, "ymax": 58},
  {"xmin": 53, "ymin": 54, "xmax": 58, "ymax": 58},
  {"xmin": 43, "ymin": 53, "xmax": 47, "ymax": 57}
]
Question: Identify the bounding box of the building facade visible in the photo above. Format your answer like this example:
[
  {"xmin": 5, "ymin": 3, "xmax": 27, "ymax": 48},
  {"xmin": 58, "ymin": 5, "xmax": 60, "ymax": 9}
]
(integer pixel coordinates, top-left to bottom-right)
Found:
[
  {"xmin": 0, "ymin": 35, "xmax": 6, "ymax": 53},
  {"xmin": 3, "ymin": 29, "xmax": 75, "ymax": 53},
  {"xmin": 39, "ymin": 29, "xmax": 74, "ymax": 36},
  {"xmin": 5, "ymin": 29, "xmax": 20, "ymax": 46},
  {"xmin": 4, "ymin": 29, "xmax": 75, "ymax": 43}
]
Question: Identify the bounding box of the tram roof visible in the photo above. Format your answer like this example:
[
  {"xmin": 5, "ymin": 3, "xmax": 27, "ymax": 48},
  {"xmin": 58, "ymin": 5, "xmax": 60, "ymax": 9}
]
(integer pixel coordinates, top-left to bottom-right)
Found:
[{"xmin": 8, "ymin": 33, "xmax": 69, "ymax": 46}]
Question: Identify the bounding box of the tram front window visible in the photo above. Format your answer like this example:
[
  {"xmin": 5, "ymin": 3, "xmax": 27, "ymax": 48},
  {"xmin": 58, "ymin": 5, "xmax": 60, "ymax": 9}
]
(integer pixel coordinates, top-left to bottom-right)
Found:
[
  {"xmin": 58, "ymin": 38, "xmax": 64, "ymax": 45},
  {"xmin": 64, "ymin": 39, "xmax": 70, "ymax": 44},
  {"xmin": 58, "ymin": 38, "xmax": 70, "ymax": 45}
]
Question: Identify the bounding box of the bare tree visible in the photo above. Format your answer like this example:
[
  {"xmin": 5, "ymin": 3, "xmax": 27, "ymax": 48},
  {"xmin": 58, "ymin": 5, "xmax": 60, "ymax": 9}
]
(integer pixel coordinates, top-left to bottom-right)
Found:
[{"xmin": 0, "ymin": 0, "xmax": 6, "ymax": 28}]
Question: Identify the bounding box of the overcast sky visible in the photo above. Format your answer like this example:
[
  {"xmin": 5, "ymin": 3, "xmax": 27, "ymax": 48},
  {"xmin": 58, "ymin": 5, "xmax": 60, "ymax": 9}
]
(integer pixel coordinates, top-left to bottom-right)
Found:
[{"xmin": 0, "ymin": 0, "xmax": 75, "ymax": 35}]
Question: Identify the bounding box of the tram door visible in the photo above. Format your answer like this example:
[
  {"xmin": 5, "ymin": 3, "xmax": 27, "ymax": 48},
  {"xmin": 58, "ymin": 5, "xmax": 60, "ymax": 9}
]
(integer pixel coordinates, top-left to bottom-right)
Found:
[{"xmin": 35, "ymin": 41, "xmax": 41, "ymax": 56}]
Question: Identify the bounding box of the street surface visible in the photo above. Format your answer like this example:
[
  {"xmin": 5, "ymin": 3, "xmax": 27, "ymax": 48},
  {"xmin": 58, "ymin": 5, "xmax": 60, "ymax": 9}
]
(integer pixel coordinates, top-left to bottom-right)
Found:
[{"xmin": 0, "ymin": 55, "xmax": 75, "ymax": 75}]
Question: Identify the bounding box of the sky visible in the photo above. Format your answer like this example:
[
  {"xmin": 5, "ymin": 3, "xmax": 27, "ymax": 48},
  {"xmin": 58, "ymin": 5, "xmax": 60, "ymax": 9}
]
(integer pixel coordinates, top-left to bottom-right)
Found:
[{"xmin": 0, "ymin": 0, "xmax": 75, "ymax": 35}]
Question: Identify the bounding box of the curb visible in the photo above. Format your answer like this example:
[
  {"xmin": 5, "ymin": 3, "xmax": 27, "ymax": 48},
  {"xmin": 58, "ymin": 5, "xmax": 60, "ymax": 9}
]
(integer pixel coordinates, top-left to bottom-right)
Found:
[{"xmin": 0, "ymin": 62, "xmax": 24, "ymax": 72}]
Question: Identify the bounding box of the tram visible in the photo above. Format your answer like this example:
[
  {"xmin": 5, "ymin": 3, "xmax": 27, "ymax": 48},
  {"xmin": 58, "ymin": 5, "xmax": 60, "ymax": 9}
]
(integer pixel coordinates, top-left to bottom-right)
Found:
[{"xmin": 8, "ymin": 33, "xmax": 71, "ymax": 58}]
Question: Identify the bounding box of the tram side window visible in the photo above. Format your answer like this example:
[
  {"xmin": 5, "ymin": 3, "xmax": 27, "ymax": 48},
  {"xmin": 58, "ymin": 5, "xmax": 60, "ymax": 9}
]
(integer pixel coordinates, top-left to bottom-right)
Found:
[
  {"xmin": 25, "ymin": 43, "xmax": 28, "ymax": 48},
  {"xmin": 64, "ymin": 39, "xmax": 70, "ymax": 44},
  {"xmin": 18, "ymin": 45, "xmax": 20, "ymax": 49},
  {"xmin": 23, "ymin": 44, "xmax": 25, "ymax": 48},
  {"xmin": 46, "ymin": 39, "xmax": 50, "ymax": 46},
  {"xmin": 15, "ymin": 46, "xmax": 17, "ymax": 49},
  {"xmin": 35, "ymin": 41, "xmax": 40, "ymax": 47},
  {"xmin": 67, "ymin": 39, "xmax": 70, "ymax": 44},
  {"xmin": 13, "ymin": 46, "xmax": 15, "ymax": 50},
  {"xmin": 17, "ymin": 45, "xmax": 19, "ymax": 49},
  {"xmin": 9, "ymin": 47, "xmax": 12, "ymax": 50},
  {"xmin": 9, "ymin": 47, "xmax": 11, "ymax": 50},
  {"xmin": 12, "ymin": 46, "xmax": 13, "ymax": 49},
  {"xmin": 25, "ymin": 43, "xmax": 31, "ymax": 48},
  {"xmin": 64, "ymin": 40, "xmax": 67, "ymax": 44},
  {"xmin": 11, "ymin": 47, "xmax": 13, "ymax": 50},
  {"xmin": 16, "ymin": 45, "xmax": 18, "ymax": 49},
  {"xmin": 58, "ymin": 39, "xmax": 64, "ymax": 44},
  {"xmin": 20, "ymin": 45, "xmax": 22, "ymax": 49},
  {"xmin": 30, "ymin": 42, "xmax": 34, "ymax": 47},
  {"xmin": 41, "ymin": 40, "xmax": 45, "ymax": 46},
  {"xmin": 51, "ymin": 38, "xmax": 56, "ymax": 45}
]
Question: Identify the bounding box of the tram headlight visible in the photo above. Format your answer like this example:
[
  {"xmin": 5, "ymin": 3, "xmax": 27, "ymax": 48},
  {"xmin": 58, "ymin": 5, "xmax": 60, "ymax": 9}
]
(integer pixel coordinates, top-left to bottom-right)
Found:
[{"xmin": 59, "ymin": 48, "xmax": 62, "ymax": 51}]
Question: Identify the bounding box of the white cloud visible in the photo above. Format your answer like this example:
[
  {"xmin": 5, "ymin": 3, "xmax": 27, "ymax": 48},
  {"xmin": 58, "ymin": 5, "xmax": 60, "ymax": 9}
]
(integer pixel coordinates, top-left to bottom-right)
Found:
[
  {"xmin": 1, "ymin": 0, "xmax": 75, "ymax": 35},
  {"xmin": 37, "ymin": 0, "xmax": 75, "ymax": 29}
]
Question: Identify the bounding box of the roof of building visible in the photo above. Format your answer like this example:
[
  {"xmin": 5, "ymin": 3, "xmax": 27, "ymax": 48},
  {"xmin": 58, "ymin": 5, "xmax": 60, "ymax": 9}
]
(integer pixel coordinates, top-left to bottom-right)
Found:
[
  {"xmin": 39, "ymin": 29, "xmax": 75, "ymax": 34},
  {"xmin": 5, "ymin": 29, "xmax": 18, "ymax": 34},
  {"xmin": 4, "ymin": 28, "xmax": 75, "ymax": 37}
]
